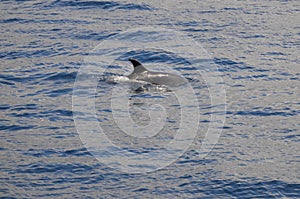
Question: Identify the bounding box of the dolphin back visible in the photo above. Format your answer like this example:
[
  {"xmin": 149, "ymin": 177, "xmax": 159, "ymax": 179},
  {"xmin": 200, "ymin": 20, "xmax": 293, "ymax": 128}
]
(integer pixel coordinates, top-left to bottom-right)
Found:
[
  {"xmin": 145, "ymin": 72, "xmax": 186, "ymax": 87},
  {"xmin": 127, "ymin": 59, "xmax": 186, "ymax": 87}
]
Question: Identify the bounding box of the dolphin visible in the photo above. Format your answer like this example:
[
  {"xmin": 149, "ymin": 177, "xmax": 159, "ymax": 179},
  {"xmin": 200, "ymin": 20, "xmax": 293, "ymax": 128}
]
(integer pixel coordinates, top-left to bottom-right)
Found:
[{"xmin": 127, "ymin": 58, "xmax": 186, "ymax": 87}]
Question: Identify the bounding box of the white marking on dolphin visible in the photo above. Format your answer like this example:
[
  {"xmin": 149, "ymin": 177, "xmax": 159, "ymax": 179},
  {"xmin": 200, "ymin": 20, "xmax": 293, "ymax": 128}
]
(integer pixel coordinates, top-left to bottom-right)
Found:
[{"xmin": 127, "ymin": 58, "xmax": 187, "ymax": 87}]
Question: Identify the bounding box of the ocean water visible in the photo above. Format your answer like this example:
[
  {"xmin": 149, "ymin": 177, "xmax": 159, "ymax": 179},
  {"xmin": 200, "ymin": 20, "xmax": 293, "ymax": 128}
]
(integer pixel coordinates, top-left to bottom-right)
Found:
[{"xmin": 1, "ymin": 0, "xmax": 299, "ymax": 198}]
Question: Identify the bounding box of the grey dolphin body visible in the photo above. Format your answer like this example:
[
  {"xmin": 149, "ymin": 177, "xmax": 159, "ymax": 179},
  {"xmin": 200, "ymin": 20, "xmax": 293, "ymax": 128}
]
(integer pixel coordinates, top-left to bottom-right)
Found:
[{"xmin": 127, "ymin": 58, "xmax": 186, "ymax": 87}]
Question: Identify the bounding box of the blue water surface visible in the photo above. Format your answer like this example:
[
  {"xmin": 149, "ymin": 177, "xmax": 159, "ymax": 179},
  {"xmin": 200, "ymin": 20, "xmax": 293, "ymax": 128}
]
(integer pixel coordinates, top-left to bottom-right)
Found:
[{"xmin": 1, "ymin": 0, "xmax": 299, "ymax": 198}]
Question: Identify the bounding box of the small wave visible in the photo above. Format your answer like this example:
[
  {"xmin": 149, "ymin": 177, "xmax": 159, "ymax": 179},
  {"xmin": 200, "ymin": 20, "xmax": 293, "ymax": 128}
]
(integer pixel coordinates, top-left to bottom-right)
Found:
[
  {"xmin": 105, "ymin": 75, "xmax": 131, "ymax": 84},
  {"xmin": 227, "ymin": 109, "xmax": 300, "ymax": 117},
  {"xmin": 49, "ymin": 1, "xmax": 152, "ymax": 11},
  {"xmin": 104, "ymin": 74, "xmax": 160, "ymax": 85},
  {"xmin": 214, "ymin": 58, "xmax": 255, "ymax": 72},
  {"xmin": 0, "ymin": 124, "xmax": 36, "ymax": 131},
  {"xmin": 103, "ymin": 75, "xmax": 171, "ymax": 92},
  {"xmin": 42, "ymin": 72, "xmax": 77, "ymax": 82},
  {"xmin": 15, "ymin": 162, "xmax": 94, "ymax": 174}
]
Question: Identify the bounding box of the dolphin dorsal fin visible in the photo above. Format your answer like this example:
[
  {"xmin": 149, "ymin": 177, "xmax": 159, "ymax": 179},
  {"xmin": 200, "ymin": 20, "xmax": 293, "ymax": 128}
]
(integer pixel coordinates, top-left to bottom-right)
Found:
[{"xmin": 129, "ymin": 58, "xmax": 148, "ymax": 74}]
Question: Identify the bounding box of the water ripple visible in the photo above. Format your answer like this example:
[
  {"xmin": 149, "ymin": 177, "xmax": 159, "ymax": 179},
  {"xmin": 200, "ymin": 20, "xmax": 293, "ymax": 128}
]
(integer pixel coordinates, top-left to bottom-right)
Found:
[{"xmin": 49, "ymin": 1, "xmax": 153, "ymax": 11}]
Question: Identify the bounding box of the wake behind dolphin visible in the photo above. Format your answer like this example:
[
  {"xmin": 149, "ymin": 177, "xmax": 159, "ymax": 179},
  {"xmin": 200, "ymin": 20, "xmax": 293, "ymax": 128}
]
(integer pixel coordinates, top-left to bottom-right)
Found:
[{"xmin": 127, "ymin": 58, "xmax": 187, "ymax": 87}]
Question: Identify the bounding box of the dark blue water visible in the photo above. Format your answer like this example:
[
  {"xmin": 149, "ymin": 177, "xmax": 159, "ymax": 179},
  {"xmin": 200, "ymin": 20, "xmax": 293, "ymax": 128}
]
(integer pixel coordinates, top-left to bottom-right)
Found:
[{"xmin": 1, "ymin": 0, "xmax": 299, "ymax": 198}]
